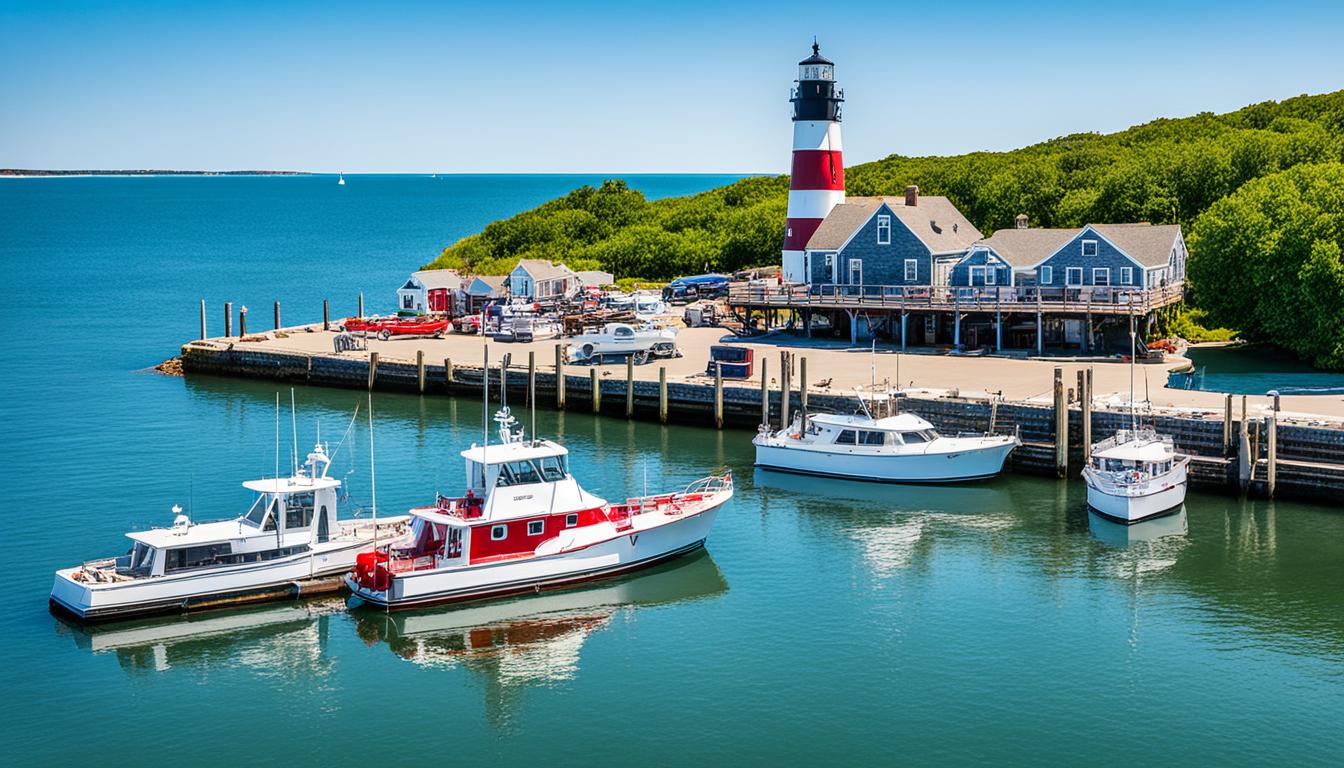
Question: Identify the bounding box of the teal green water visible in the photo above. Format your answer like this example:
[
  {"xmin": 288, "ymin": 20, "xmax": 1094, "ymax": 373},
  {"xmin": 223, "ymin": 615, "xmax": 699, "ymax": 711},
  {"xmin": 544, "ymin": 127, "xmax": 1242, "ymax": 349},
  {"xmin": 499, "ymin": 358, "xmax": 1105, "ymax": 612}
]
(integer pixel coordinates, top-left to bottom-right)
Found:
[
  {"xmin": 1171, "ymin": 344, "xmax": 1344, "ymax": 395},
  {"xmin": 3, "ymin": 177, "xmax": 1343, "ymax": 766}
]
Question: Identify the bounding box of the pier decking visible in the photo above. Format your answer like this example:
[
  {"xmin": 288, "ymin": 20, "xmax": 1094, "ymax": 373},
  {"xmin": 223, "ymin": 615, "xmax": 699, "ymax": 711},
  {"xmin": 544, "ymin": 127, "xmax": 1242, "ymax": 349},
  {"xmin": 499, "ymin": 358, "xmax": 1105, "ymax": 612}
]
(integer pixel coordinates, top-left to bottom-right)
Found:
[{"xmin": 729, "ymin": 282, "xmax": 1184, "ymax": 315}]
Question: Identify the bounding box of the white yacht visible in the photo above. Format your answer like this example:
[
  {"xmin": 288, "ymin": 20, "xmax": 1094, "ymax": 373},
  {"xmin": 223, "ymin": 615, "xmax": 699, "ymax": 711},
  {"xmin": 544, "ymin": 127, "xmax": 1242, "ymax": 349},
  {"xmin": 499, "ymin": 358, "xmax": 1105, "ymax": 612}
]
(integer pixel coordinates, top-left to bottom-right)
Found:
[
  {"xmin": 1083, "ymin": 429, "xmax": 1189, "ymax": 523},
  {"xmin": 1082, "ymin": 317, "xmax": 1189, "ymax": 523},
  {"xmin": 754, "ymin": 409, "xmax": 1019, "ymax": 483},
  {"xmin": 50, "ymin": 442, "xmax": 407, "ymax": 622}
]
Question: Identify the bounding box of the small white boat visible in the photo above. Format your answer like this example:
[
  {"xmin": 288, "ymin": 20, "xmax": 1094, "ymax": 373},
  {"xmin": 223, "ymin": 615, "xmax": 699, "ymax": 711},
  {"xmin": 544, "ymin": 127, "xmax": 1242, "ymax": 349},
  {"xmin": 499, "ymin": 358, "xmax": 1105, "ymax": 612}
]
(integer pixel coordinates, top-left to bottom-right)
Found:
[
  {"xmin": 754, "ymin": 409, "xmax": 1020, "ymax": 483},
  {"xmin": 346, "ymin": 398, "xmax": 732, "ymax": 611},
  {"xmin": 1083, "ymin": 316, "xmax": 1189, "ymax": 523},
  {"xmin": 1083, "ymin": 429, "xmax": 1189, "ymax": 523},
  {"xmin": 632, "ymin": 290, "xmax": 668, "ymax": 318},
  {"xmin": 337, "ymin": 173, "xmax": 345, "ymax": 186},
  {"xmin": 567, "ymin": 322, "xmax": 678, "ymax": 363},
  {"xmin": 51, "ymin": 442, "xmax": 408, "ymax": 622}
]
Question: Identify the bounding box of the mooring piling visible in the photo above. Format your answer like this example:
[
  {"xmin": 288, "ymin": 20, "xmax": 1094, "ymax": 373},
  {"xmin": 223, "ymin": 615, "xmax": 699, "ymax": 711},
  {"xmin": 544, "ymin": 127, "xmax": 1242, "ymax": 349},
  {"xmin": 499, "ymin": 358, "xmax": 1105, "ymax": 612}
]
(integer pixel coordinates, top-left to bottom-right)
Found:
[
  {"xmin": 367, "ymin": 351, "xmax": 378, "ymax": 391},
  {"xmin": 444, "ymin": 357, "xmax": 454, "ymax": 385},
  {"xmin": 416, "ymin": 350, "xmax": 425, "ymax": 394},
  {"xmin": 626, "ymin": 355, "xmax": 634, "ymax": 418},
  {"xmin": 199, "ymin": 299, "xmax": 207, "ymax": 340},
  {"xmin": 799, "ymin": 356, "xmax": 808, "ymax": 433},
  {"xmin": 323, "ymin": 299, "xmax": 330, "ymax": 331},
  {"xmin": 555, "ymin": 344, "xmax": 566, "ymax": 409},
  {"xmin": 590, "ymin": 368, "xmax": 600, "ymax": 414},
  {"xmin": 1053, "ymin": 367, "xmax": 1068, "ymax": 478},
  {"xmin": 528, "ymin": 351, "xmax": 536, "ymax": 409},
  {"xmin": 714, "ymin": 362, "xmax": 724, "ymax": 430},
  {"xmin": 357, "ymin": 291, "xmax": 364, "ymax": 318},
  {"xmin": 659, "ymin": 366, "xmax": 668, "ymax": 424},
  {"xmin": 1267, "ymin": 413, "xmax": 1278, "ymax": 498},
  {"xmin": 274, "ymin": 301, "xmax": 281, "ymax": 331},
  {"xmin": 224, "ymin": 301, "xmax": 233, "ymax": 337},
  {"xmin": 239, "ymin": 305, "xmax": 247, "ymax": 337},
  {"xmin": 759, "ymin": 357, "xmax": 769, "ymax": 427}
]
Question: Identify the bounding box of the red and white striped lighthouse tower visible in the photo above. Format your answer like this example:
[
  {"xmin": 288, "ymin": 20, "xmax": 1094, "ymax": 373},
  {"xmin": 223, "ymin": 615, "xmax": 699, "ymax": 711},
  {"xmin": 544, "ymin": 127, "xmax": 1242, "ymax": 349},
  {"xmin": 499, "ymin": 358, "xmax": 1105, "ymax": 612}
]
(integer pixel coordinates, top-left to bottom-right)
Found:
[{"xmin": 782, "ymin": 41, "xmax": 845, "ymax": 283}]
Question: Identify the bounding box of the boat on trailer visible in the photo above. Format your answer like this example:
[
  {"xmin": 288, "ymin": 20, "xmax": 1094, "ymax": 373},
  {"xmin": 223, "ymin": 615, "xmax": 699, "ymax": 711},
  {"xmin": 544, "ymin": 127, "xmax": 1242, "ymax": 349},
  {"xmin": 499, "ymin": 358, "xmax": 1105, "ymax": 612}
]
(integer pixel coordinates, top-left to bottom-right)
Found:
[
  {"xmin": 50, "ymin": 442, "xmax": 408, "ymax": 622},
  {"xmin": 346, "ymin": 408, "xmax": 732, "ymax": 611}
]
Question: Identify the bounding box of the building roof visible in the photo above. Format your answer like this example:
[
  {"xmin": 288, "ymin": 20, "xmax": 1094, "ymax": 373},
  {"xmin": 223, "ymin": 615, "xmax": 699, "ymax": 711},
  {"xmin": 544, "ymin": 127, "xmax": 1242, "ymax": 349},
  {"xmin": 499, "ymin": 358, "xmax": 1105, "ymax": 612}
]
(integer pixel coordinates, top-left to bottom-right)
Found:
[
  {"xmin": 466, "ymin": 275, "xmax": 507, "ymax": 295},
  {"xmin": 805, "ymin": 196, "xmax": 982, "ymax": 254},
  {"xmin": 409, "ymin": 269, "xmax": 463, "ymax": 291},
  {"xmin": 799, "ymin": 42, "xmax": 833, "ymax": 67},
  {"xmin": 515, "ymin": 259, "xmax": 578, "ymax": 281},
  {"xmin": 574, "ymin": 270, "xmax": 614, "ymax": 286},
  {"xmin": 976, "ymin": 223, "xmax": 1183, "ymax": 269}
]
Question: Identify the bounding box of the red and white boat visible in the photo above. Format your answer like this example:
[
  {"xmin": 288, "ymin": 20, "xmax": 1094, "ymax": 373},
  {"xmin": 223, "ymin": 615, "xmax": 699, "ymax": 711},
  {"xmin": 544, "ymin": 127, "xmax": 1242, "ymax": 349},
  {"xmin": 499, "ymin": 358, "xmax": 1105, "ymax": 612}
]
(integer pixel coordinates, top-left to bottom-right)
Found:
[
  {"xmin": 340, "ymin": 315, "xmax": 451, "ymax": 340},
  {"xmin": 346, "ymin": 409, "xmax": 732, "ymax": 610}
]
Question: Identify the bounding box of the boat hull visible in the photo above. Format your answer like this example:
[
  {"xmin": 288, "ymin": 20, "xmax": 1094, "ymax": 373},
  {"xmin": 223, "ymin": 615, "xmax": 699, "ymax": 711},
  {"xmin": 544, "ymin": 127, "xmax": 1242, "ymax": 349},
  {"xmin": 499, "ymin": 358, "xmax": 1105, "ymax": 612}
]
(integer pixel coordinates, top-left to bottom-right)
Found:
[
  {"xmin": 50, "ymin": 539, "xmax": 371, "ymax": 623},
  {"xmin": 1084, "ymin": 465, "xmax": 1189, "ymax": 524},
  {"xmin": 348, "ymin": 504, "xmax": 722, "ymax": 611},
  {"xmin": 753, "ymin": 439, "xmax": 1017, "ymax": 483}
]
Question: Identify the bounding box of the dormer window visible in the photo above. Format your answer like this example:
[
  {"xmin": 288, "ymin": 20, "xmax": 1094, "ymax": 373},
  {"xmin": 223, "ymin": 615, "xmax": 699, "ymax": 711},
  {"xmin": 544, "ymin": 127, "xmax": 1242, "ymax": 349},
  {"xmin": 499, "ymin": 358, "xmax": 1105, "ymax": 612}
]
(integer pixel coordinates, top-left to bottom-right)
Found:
[
  {"xmin": 1082, "ymin": 240, "xmax": 1098, "ymax": 257},
  {"xmin": 876, "ymin": 215, "xmax": 891, "ymax": 245}
]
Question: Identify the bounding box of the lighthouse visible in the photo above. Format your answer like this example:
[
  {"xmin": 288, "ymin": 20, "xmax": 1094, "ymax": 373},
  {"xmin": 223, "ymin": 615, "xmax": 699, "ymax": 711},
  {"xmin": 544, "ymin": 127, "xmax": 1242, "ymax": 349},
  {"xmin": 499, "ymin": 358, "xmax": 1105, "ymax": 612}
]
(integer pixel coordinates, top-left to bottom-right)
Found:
[{"xmin": 782, "ymin": 41, "xmax": 845, "ymax": 283}]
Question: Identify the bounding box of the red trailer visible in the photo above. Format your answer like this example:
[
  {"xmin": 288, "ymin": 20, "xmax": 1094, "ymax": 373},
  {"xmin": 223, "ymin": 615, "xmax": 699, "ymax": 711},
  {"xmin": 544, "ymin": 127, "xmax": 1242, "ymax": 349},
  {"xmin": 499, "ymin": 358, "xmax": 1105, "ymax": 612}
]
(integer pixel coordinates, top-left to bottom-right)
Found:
[{"xmin": 340, "ymin": 316, "xmax": 451, "ymax": 340}]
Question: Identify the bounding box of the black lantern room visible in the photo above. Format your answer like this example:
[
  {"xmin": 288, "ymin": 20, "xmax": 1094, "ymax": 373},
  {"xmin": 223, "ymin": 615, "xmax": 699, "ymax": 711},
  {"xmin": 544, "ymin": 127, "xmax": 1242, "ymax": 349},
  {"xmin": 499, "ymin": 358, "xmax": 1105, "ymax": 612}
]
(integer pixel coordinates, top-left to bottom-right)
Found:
[{"xmin": 791, "ymin": 41, "xmax": 843, "ymax": 122}]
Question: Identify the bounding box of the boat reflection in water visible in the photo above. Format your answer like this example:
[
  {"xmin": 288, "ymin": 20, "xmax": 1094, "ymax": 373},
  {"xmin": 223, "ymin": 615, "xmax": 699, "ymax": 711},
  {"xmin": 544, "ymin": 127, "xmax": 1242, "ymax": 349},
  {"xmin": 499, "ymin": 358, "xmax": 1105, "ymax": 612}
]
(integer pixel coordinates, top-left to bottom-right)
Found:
[
  {"xmin": 1087, "ymin": 506, "xmax": 1190, "ymax": 579},
  {"xmin": 53, "ymin": 597, "xmax": 347, "ymax": 676},
  {"xmin": 755, "ymin": 469, "xmax": 1015, "ymax": 575},
  {"xmin": 353, "ymin": 551, "xmax": 727, "ymax": 726}
]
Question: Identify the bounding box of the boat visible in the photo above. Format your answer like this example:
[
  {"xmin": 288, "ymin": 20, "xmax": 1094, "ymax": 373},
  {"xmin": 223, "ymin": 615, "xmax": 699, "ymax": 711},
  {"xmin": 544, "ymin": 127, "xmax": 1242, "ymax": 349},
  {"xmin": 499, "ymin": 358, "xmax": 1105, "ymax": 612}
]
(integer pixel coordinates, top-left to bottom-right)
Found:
[
  {"xmin": 340, "ymin": 315, "xmax": 451, "ymax": 340},
  {"xmin": 754, "ymin": 408, "xmax": 1019, "ymax": 483},
  {"xmin": 490, "ymin": 314, "xmax": 560, "ymax": 343},
  {"xmin": 337, "ymin": 173, "xmax": 345, "ymax": 186},
  {"xmin": 566, "ymin": 322, "xmax": 678, "ymax": 364},
  {"xmin": 345, "ymin": 352, "xmax": 732, "ymax": 611},
  {"xmin": 632, "ymin": 290, "xmax": 668, "ymax": 318},
  {"xmin": 50, "ymin": 412, "xmax": 409, "ymax": 622},
  {"xmin": 1083, "ymin": 317, "xmax": 1189, "ymax": 523}
]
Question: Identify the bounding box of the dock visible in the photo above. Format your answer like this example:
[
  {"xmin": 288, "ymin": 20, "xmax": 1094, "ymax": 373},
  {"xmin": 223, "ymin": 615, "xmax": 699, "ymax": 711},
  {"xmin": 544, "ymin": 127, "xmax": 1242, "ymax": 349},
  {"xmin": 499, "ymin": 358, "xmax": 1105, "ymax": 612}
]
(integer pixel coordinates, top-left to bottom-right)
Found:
[{"xmin": 177, "ymin": 308, "xmax": 1344, "ymax": 506}]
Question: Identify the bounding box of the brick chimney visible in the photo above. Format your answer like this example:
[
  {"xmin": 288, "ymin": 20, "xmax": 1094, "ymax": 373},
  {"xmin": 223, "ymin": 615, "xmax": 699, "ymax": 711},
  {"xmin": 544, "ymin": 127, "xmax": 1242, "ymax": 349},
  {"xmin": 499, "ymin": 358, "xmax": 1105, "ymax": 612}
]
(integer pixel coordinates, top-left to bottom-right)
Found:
[
  {"xmin": 904, "ymin": 185, "xmax": 918, "ymax": 207},
  {"xmin": 1015, "ymin": 213, "xmax": 1029, "ymax": 229}
]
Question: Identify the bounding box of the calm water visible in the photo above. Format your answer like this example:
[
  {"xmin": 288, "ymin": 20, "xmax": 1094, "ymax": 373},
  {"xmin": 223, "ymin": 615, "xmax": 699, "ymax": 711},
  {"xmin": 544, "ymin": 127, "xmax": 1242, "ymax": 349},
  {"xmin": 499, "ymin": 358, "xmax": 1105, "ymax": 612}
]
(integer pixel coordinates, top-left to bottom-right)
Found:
[
  {"xmin": 3, "ymin": 177, "xmax": 1343, "ymax": 766},
  {"xmin": 1170, "ymin": 344, "xmax": 1344, "ymax": 395}
]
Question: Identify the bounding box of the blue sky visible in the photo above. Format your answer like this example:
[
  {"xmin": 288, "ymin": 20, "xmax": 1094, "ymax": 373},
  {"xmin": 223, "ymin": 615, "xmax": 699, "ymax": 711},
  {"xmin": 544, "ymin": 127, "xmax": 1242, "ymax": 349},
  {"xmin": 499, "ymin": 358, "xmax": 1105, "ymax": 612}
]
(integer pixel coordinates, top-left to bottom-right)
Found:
[{"xmin": 3, "ymin": 0, "xmax": 1342, "ymax": 173}]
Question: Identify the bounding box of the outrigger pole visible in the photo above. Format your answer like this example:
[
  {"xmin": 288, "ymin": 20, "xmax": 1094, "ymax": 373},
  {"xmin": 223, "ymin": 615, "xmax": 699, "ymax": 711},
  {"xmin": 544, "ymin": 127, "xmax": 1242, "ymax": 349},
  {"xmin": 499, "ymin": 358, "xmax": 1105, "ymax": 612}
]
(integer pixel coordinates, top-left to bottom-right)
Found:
[{"xmin": 367, "ymin": 390, "xmax": 379, "ymax": 605}]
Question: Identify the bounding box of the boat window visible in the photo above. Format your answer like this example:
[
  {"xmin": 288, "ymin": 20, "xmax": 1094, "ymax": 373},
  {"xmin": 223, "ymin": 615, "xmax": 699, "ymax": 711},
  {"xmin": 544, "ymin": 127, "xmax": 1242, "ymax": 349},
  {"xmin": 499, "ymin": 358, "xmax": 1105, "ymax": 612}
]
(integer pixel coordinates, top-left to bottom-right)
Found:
[
  {"xmin": 859, "ymin": 431, "xmax": 886, "ymax": 446},
  {"xmin": 496, "ymin": 460, "xmax": 544, "ymax": 487},
  {"xmin": 539, "ymin": 455, "xmax": 568, "ymax": 481},
  {"xmin": 164, "ymin": 543, "xmax": 233, "ymax": 573},
  {"xmin": 565, "ymin": 513, "xmax": 578, "ymax": 528},
  {"xmin": 836, "ymin": 430, "xmax": 857, "ymax": 445},
  {"xmin": 527, "ymin": 520, "xmax": 545, "ymax": 536},
  {"xmin": 491, "ymin": 524, "xmax": 508, "ymax": 541},
  {"xmin": 244, "ymin": 495, "xmax": 270, "ymax": 527},
  {"xmin": 902, "ymin": 431, "xmax": 928, "ymax": 444},
  {"xmin": 285, "ymin": 492, "xmax": 315, "ymax": 530},
  {"xmin": 317, "ymin": 505, "xmax": 330, "ymax": 543},
  {"xmin": 120, "ymin": 542, "xmax": 155, "ymax": 575}
]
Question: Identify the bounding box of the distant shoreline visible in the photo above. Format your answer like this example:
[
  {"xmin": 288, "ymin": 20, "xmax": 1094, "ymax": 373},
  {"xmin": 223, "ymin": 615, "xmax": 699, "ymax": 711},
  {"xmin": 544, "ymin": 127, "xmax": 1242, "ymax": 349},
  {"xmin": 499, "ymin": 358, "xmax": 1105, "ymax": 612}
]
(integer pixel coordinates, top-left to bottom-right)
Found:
[{"xmin": 0, "ymin": 169, "xmax": 309, "ymax": 178}]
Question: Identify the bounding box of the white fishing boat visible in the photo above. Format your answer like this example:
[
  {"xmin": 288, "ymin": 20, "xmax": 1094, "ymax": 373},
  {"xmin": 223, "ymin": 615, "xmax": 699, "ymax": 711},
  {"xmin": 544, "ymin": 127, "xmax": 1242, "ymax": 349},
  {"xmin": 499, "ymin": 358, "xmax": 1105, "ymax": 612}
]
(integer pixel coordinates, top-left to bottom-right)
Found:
[
  {"xmin": 337, "ymin": 172, "xmax": 345, "ymax": 186},
  {"xmin": 50, "ymin": 400, "xmax": 407, "ymax": 622},
  {"xmin": 346, "ymin": 351, "xmax": 732, "ymax": 611},
  {"xmin": 754, "ymin": 409, "xmax": 1019, "ymax": 483},
  {"xmin": 1082, "ymin": 317, "xmax": 1189, "ymax": 523}
]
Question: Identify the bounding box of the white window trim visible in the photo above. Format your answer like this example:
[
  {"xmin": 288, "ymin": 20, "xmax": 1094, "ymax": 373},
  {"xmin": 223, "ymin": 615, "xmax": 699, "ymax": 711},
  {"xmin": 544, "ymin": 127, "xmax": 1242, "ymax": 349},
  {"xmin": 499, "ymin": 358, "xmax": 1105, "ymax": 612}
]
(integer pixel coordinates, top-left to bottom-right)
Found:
[
  {"xmin": 1120, "ymin": 266, "xmax": 1133, "ymax": 285},
  {"xmin": 490, "ymin": 524, "xmax": 508, "ymax": 541},
  {"xmin": 1066, "ymin": 267, "xmax": 1083, "ymax": 287},
  {"xmin": 1081, "ymin": 239, "xmax": 1098, "ymax": 257},
  {"xmin": 849, "ymin": 258, "xmax": 863, "ymax": 285},
  {"xmin": 904, "ymin": 259, "xmax": 918, "ymax": 281},
  {"xmin": 969, "ymin": 265, "xmax": 983, "ymax": 285},
  {"xmin": 1040, "ymin": 266, "xmax": 1053, "ymax": 285},
  {"xmin": 985, "ymin": 267, "xmax": 997, "ymax": 285},
  {"xmin": 527, "ymin": 520, "xmax": 545, "ymax": 536},
  {"xmin": 1093, "ymin": 267, "xmax": 1110, "ymax": 286},
  {"xmin": 876, "ymin": 215, "xmax": 891, "ymax": 245}
]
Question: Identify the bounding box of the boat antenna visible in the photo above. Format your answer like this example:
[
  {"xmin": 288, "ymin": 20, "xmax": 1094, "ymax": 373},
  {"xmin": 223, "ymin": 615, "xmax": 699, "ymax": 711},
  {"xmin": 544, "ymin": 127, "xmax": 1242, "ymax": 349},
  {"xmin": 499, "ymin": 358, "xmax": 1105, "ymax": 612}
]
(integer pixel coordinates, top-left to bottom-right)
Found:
[
  {"xmin": 367, "ymin": 390, "xmax": 379, "ymax": 578},
  {"xmin": 290, "ymin": 388, "xmax": 299, "ymax": 476},
  {"xmin": 894, "ymin": 347, "xmax": 901, "ymax": 415},
  {"xmin": 870, "ymin": 339, "xmax": 876, "ymax": 396},
  {"xmin": 1129, "ymin": 313, "xmax": 1137, "ymax": 432},
  {"xmin": 482, "ymin": 344, "xmax": 490, "ymax": 461},
  {"xmin": 274, "ymin": 392, "xmax": 280, "ymax": 481},
  {"xmin": 530, "ymin": 352, "xmax": 537, "ymax": 444}
]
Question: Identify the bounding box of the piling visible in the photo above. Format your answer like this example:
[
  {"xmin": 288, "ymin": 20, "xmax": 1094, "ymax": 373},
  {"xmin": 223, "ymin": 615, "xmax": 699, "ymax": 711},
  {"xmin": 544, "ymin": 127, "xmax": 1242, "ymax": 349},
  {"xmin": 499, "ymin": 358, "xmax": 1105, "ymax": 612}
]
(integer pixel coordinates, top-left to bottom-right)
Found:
[
  {"xmin": 1053, "ymin": 367, "xmax": 1068, "ymax": 478},
  {"xmin": 1267, "ymin": 413, "xmax": 1278, "ymax": 498},
  {"xmin": 659, "ymin": 367, "xmax": 668, "ymax": 424},
  {"xmin": 626, "ymin": 355, "xmax": 635, "ymax": 418},
  {"xmin": 799, "ymin": 356, "xmax": 808, "ymax": 433},
  {"xmin": 590, "ymin": 368, "xmax": 600, "ymax": 414},
  {"xmin": 714, "ymin": 362, "xmax": 724, "ymax": 430},
  {"xmin": 1223, "ymin": 394, "xmax": 1234, "ymax": 456},
  {"xmin": 274, "ymin": 301, "xmax": 281, "ymax": 331},
  {"xmin": 444, "ymin": 357, "xmax": 454, "ymax": 385},
  {"xmin": 1238, "ymin": 396, "xmax": 1251, "ymax": 492},
  {"xmin": 416, "ymin": 350, "xmax": 425, "ymax": 394},
  {"xmin": 224, "ymin": 302, "xmax": 233, "ymax": 337},
  {"xmin": 323, "ymin": 299, "xmax": 330, "ymax": 331},
  {"xmin": 239, "ymin": 306, "xmax": 247, "ymax": 337},
  {"xmin": 780, "ymin": 351, "xmax": 791, "ymax": 429},
  {"xmin": 759, "ymin": 357, "xmax": 769, "ymax": 427},
  {"xmin": 367, "ymin": 351, "xmax": 378, "ymax": 391},
  {"xmin": 555, "ymin": 344, "xmax": 566, "ymax": 409},
  {"xmin": 199, "ymin": 299, "xmax": 207, "ymax": 340},
  {"xmin": 1079, "ymin": 368, "xmax": 1093, "ymax": 462},
  {"xmin": 358, "ymin": 291, "xmax": 364, "ymax": 318},
  {"xmin": 528, "ymin": 352, "xmax": 536, "ymax": 409}
]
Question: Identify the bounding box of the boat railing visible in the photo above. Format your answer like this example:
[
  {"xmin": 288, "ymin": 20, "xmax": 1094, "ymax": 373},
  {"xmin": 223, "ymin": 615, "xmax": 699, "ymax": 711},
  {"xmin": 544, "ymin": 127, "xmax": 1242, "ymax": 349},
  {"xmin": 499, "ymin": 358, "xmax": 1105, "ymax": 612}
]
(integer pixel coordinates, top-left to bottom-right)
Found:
[
  {"xmin": 606, "ymin": 473, "xmax": 732, "ymax": 524},
  {"xmin": 432, "ymin": 493, "xmax": 486, "ymax": 520}
]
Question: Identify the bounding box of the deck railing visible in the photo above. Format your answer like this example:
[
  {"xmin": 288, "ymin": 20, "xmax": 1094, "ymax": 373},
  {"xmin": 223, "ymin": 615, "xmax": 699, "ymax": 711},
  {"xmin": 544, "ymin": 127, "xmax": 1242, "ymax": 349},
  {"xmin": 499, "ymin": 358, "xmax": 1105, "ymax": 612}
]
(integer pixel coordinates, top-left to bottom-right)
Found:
[{"xmin": 728, "ymin": 282, "xmax": 1184, "ymax": 313}]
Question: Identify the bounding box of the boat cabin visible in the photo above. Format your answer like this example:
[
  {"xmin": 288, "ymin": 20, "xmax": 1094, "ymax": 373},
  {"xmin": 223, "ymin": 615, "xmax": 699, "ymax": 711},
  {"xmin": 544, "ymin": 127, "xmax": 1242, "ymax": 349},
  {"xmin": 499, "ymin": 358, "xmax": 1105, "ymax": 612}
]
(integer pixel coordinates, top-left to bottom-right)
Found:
[
  {"xmin": 1089, "ymin": 430, "xmax": 1176, "ymax": 479},
  {"xmin": 115, "ymin": 445, "xmax": 343, "ymax": 579},
  {"xmin": 802, "ymin": 412, "xmax": 942, "ymax": 448}
]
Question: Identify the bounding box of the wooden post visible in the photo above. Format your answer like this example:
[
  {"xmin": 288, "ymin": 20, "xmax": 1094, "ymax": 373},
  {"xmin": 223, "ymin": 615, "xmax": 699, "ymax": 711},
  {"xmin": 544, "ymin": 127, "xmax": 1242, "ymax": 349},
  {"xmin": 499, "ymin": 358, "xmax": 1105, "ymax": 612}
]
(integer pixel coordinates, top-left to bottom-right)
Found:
[
  {"xmin": 1222, "ymin": 394, "xmax": 1234, "ymax": 456},
  {"xmin": 799, "ymin": 356, "xmax": 808, "ymax": 433},
  {"xmin": 1036, "ymin": 291, "xmax": 1043, "ymax": 355},
  {"xmin": 590, "ymin": 368, "xmax": 600, "ymax": 414},
  {"xmin": 444, "ymin": 357, "xmax": 454, "ymax": 386},
  {"xmin": 625, "ymin": 355, "xmax": 635, "ymax": 418},
  {"xmin": 1079, "ymin": 368, "xmax": 1092, "ymax": 462},
  {"xmin": 367, "ymin": 351, "xmax": 378, "ymax": 391},
  {"xmin": 659, "ymin": 366, "xmax": 668, "ymax": 424},
  {"xmin": 239, "ymin": 306, "xmax": 247, "ymax": 337},
  {"xmin": 714, "ymin": 362, "xmax": 723, "ymax": 430},
  {"xmin": 1238, "ymin": 395, "xmax": 1251, "ymax": 492},
  {"xmin": 224, "ymin": 301, "xmax": 233, "ymax": 337},
  {"xmin": 358, "ymin": 291, "xmax": 364, "ymax": 318},
  {"xmin": 759, "ymin": 356, "xmax": 769, "ymax": 427},
  {"xmin": 416, "ymin": 350, "xmax": 426, "ymax": 393},
  {"xmin": 274, "ymin": 300, "xmax": 281, "ymax": 330},
  {"xmin": 1053, "ymin": 367, "xmax": 1068, "ymax": 478},
  {"xmin": 199, "ymin": 299, "xmax": 207, "ymax": 339},
  {"xmin": 528, "ymin": 351, "xmax": 536, "ymax": 410},
  {"xmin": 780, "ymin": 351, "xmax": 791, "ymax": 429},
  {"xmin": 1267, "ymin": 413, "xmax": 1278, "ymax": 498},
  {"xmin": 323, "ymin": 299, "xmax": 330, "ymax": 331},
  {"xmin": 555, "ymin": 344, "xmax": 566, "ymax": 409}
]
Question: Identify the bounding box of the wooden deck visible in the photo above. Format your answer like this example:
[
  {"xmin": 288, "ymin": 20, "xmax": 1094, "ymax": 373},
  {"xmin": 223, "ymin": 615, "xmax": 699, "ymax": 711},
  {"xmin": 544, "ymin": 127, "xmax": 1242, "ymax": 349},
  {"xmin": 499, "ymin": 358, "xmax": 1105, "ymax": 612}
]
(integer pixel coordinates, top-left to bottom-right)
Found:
[{"xmin": 728, "ymin": 282, "xmax": 1185, "ymax": 316}]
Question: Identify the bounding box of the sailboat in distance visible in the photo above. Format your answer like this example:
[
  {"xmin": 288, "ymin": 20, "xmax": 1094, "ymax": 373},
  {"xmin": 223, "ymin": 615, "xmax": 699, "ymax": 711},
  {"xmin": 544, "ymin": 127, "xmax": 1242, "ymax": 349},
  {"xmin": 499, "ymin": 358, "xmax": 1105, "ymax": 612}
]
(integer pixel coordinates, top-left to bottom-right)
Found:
[
  {"xmin": 337, "ymin": 172, "xmax": 345, "ymax": 186},
  {"xmin": 1082, "ymin": 315, "xmax": 1189, "ymax": 523}
]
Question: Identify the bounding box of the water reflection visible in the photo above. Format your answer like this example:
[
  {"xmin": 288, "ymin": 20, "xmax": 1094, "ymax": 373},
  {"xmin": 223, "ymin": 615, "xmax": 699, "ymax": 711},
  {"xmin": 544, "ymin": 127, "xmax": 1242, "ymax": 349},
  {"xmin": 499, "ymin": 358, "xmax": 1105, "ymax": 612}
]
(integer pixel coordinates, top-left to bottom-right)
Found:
[
  {"xmin": 53, "ymin": 597, "xmax": 346, "ymax": 677},
  {"xmin": 1087, "ymin": 507, "xmax": 1190, "ymax": 579},
  {"xmin": 351, "ymin": 552, "xmax": 728, "ymax": 727}
]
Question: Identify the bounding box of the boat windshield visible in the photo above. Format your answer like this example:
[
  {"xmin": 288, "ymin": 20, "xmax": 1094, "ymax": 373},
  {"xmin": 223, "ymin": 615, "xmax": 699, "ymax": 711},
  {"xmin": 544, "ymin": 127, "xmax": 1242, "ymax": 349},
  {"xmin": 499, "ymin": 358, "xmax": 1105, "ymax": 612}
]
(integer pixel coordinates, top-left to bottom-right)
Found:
[
  {"xmin": 902, "ymin": 431, "xmax": 932, "ymax": 444},
  {"xmin": 495, "ymin": 455, "xmax": 567, "ymax": 487},
  {"xmin": 243, "ymin": 494, "xmax": 277, "ymax": 529}
]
